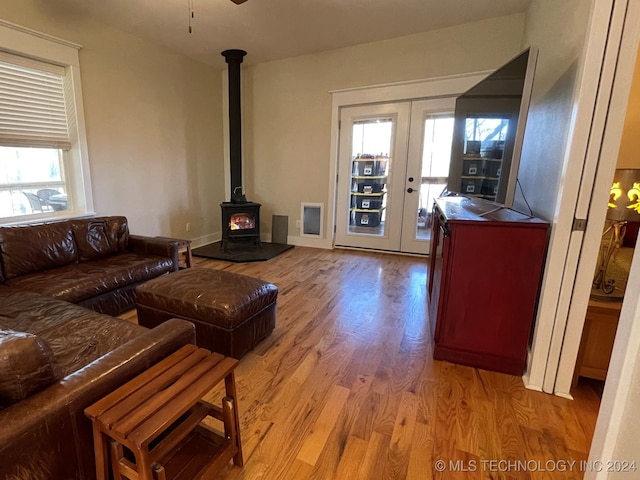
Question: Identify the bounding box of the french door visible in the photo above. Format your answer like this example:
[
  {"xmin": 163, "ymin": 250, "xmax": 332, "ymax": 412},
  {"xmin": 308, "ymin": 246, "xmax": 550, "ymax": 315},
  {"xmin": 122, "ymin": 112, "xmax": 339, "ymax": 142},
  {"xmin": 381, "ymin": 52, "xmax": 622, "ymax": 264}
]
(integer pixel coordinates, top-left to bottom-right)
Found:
[{"xmin": 334, "ymin": 98, "xmax": 455, "ymax": 253}]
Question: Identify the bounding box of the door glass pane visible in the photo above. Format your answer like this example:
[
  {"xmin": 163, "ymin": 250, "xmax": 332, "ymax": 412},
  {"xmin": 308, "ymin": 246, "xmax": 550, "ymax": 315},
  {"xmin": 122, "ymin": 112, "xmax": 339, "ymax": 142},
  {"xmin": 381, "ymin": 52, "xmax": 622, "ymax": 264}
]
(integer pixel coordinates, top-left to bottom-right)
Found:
[
  {"xmin": 416, "ymin": 115, "xmax": 454, "ymax": 241},
  {"xmin": 349, "ymin": 118, "xmax": 392, "ymax": 237}
]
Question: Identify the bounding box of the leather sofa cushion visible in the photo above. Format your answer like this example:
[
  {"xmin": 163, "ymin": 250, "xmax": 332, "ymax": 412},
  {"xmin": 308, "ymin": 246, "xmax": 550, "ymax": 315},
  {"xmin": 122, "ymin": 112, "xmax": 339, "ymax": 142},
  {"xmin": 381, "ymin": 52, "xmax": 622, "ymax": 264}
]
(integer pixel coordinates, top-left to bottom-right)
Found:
[
  {"xmin": 71, "ymin": 219, "xmax": 117, "ymax": 261},
  {"xmin": 0, "ymin": 328, "xmax": 61, "ymax": 408},
  {"xmin": 0, "ymin": 287, "xmax": 146, "ymax": 377},
  {"xmin": 108, "ymin": 216, "xmax": 130, "ymax": 252},
  {"xmin": 0, "ymin": 222, "xmax": 77, "ymax": 280},
  {"xmin": 70, "ymin": 216, "xmax": 129, "ymax": 261},
  {"xmin": 4, "ymin": 253, "xmax": 174, "ymax": 304}
]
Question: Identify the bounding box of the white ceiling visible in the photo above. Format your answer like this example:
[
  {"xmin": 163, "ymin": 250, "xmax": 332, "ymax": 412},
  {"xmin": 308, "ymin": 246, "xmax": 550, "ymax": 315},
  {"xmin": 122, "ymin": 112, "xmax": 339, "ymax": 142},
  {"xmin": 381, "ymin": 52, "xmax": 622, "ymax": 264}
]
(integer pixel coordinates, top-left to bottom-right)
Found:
[{"xmin": 49, "ymin": 0, "xmax": 531, "ymax": 68}]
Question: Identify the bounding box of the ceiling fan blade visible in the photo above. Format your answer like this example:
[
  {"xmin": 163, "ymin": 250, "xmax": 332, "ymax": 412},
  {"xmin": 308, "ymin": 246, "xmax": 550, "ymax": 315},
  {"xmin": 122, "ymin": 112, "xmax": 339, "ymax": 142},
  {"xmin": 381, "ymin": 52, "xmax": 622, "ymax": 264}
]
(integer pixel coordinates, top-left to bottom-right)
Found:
[{"xmin": 230, "ymin": 0, "xmax": 249, "ymax": 4}]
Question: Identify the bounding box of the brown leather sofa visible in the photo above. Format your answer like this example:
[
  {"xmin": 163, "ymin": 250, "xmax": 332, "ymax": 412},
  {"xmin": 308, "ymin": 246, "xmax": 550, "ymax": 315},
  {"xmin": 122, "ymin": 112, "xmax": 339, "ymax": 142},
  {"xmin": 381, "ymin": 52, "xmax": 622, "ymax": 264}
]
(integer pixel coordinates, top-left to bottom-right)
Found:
[
  {"xmin": 0, "ymin": 216, "xmax": 181, "ymax": 315},
  {"xmin": 0, "ymin": 216, "xmax": 196, "ymax": 479},
  {"xmin": 0, "ymin": 287, "xmax": 196, "ymax": 480}
]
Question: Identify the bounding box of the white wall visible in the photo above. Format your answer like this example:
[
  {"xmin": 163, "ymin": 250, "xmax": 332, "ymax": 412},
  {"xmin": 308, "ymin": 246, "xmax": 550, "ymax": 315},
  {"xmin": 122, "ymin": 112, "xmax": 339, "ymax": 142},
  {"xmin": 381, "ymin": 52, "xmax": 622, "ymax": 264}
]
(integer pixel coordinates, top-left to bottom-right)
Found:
[
  {"xmin": 240, "ymin": 14, "xmax": 526, "ymax": 242},
  {"xmin": 603, "ymin": 43, "xmax": 640, "ymax": 473},
  {"xmin": 516, "ymin": 0, "xmax": 593, "ymax": 219},
  {"xmin": 610, "ymin": 341, "xmax": 640, "ymax": 474},
  {"xmin": 0, "ymin": 0, "xmax": 224, "ymax": 242},
  {"xmin": 586, "ymin": 2, "xmax": 640, "ymax": 475},
  {"xmin": 592, "ymin": 53, "xmax": 640, "ymax": 464},
  {"xmin": 515, "ymin": 0, "xmax": 597, "ymax": 390},
  {"xmin": 516, "ymin": 2, "xmax": 640, "ymax": 474},
  {"xmin": 1, "ymin": 4, "xmax": 526, "ymax": 245},
  {"xmin": 588, "ymin": 243, "xmax": 640, "ymax": 479}
]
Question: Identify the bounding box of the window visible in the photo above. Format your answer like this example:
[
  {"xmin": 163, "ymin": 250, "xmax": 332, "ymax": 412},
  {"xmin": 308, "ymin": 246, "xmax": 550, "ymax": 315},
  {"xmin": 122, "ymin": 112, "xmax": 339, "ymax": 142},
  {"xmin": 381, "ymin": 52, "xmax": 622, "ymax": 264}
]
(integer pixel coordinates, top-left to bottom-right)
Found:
[
  {"xmin": 0, "ymin": 147, "xmax": 66, "ymax": 217},
  {"xmin": 0, "ymin": 53, "xmax": 71, "ymax": 217},
  {"xmin": 420, "ymin": 114, "xmax": 454, "ymax": 214},
  {"xmin": 0, "ymin": 20, "xmax": 93, "ymax": 224}
]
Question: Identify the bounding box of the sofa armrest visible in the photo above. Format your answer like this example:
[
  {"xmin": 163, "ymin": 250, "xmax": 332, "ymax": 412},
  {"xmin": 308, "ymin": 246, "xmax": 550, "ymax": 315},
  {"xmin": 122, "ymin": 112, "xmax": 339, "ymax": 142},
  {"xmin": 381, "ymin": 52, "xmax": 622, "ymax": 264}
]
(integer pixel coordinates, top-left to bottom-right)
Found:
[
  {"xmin": 0, "ymin": 318, "xmax": 196, "ymax": 480},
  {"xmin": 128, "ymin": 234, "xmax": 182, "ymax": 271}
]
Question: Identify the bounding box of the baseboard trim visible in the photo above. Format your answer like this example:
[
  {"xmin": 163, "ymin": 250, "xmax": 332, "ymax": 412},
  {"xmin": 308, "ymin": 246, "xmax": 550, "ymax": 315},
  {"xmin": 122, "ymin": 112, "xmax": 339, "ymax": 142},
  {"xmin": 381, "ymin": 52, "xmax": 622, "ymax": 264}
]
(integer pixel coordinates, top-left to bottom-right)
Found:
[{"xmin": 190, "ymin": 232, "xmax": 220, "ymax": 249}]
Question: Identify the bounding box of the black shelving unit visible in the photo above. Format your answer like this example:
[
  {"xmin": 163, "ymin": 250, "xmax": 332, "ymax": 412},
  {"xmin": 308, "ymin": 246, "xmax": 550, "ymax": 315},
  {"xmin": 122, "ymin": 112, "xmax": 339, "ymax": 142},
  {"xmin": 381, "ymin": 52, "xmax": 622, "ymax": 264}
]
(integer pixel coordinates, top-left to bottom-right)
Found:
[{"xmin": 350, "ymin": 155, "xmax": 388, "ymax": 228}]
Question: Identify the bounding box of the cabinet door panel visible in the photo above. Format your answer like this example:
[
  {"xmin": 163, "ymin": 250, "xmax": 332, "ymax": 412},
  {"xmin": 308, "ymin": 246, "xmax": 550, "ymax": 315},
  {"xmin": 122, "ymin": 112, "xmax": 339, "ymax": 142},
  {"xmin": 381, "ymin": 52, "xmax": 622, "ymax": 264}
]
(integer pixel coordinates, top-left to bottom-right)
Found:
[
  {"xmin": 429, "ymin": 196, "xmax": 549, "ymax": 375},
  {"xmin": 439, "ymin": 224, "xmax": 546, "ymax": 356}
]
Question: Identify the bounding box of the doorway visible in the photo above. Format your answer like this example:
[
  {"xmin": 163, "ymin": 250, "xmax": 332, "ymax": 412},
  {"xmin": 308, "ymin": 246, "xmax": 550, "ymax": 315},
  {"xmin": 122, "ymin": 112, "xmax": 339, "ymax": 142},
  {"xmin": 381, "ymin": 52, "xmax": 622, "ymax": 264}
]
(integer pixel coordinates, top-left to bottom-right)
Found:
[{"xmin": 334, "ymin": 98, "xmax": 455, "ymax": 254}]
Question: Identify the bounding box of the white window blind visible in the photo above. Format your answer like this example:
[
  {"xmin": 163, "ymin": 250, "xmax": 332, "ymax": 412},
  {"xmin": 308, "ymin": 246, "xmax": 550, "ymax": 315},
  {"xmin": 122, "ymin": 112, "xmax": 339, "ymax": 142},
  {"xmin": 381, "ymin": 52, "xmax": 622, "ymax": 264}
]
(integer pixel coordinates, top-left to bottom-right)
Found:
[{"xmin": 0, "ymin": 52, "xmax": 71, "ymax": 150}]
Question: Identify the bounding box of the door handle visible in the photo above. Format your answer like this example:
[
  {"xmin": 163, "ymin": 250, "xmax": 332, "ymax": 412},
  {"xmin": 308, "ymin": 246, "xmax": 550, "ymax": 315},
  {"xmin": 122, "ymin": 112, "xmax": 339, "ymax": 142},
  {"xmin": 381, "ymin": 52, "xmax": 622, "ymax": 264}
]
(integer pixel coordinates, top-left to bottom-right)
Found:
[
  {"xmin": 439, "ymin": 221, "xmax": 450, "ymax": 237},
  {"xmin": 407, "ymin": 187, "xmax": 414, "ymax": 193}
]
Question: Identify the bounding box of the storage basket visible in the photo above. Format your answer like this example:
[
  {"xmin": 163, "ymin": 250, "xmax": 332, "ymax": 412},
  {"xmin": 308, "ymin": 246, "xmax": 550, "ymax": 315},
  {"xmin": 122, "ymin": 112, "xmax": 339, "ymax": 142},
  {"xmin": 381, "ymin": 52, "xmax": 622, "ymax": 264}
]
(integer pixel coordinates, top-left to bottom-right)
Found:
[{"xmin": 354, "ymin": 211, "xmax": 381, "ymax": 227}]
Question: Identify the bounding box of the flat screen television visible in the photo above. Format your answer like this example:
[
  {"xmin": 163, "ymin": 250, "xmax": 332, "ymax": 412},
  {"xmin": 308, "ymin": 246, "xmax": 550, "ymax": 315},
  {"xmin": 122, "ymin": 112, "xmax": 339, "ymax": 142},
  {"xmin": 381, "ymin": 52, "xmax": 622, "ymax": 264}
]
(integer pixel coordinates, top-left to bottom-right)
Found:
[{"xmin": 447, "ymin": 47, "xmax": 538, "ymax": 208}]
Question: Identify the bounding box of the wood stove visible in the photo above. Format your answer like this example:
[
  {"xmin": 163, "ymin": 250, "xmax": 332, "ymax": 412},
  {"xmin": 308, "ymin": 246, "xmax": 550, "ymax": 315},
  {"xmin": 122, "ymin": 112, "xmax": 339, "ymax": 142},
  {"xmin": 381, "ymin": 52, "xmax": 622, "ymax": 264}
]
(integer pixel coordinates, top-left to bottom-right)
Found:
[
  {"xmin": 220, "ymin": 201, "xmax": 261, "ymax": 252},
  {"xmin": 220, "ymin": 49, "xmax": 262, "ymax": 252}
]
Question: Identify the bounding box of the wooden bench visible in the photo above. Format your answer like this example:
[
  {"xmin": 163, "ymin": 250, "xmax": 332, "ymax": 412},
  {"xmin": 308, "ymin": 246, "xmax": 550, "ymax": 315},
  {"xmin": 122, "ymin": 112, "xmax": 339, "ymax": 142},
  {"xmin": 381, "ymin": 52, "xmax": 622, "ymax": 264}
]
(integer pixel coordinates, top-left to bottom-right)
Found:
[{"xmin": 85, "ymin": 344, "xmax": 243, "ymax": 480}]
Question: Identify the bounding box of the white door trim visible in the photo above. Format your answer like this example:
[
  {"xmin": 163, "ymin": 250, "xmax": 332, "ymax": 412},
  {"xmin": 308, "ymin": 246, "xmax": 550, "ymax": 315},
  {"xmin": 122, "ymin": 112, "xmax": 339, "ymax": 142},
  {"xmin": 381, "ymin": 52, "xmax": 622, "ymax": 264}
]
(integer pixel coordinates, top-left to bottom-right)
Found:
[
  {"xmin": 523, "ymin": 0, "xmax": 619, "ymax": 392},
  {"xmin": 328, "ymin": 71, "xmax": 491, "ymax": 251},
  {"xmin": 334, "ymin": 103, "xmax": 411, "ymax": 251},
  {"xmin": 401, "ymin": 98, "xmax": 456, "ymax": 254},
  {"xmin": 553, "ymin": 0, "xmax": 640, "ymax": 397},
  {"xmin": 567, "ymin": 0, "xmax": 640, "ymax": 475}
]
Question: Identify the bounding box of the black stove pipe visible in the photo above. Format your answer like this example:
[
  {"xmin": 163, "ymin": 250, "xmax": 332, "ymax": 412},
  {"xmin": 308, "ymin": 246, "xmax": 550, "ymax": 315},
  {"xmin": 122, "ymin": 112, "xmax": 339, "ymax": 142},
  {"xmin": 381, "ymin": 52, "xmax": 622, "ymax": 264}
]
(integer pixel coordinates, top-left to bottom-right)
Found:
[{"xmin": 221, "ymin": 49, "xmax": 247, "ymax": 202}]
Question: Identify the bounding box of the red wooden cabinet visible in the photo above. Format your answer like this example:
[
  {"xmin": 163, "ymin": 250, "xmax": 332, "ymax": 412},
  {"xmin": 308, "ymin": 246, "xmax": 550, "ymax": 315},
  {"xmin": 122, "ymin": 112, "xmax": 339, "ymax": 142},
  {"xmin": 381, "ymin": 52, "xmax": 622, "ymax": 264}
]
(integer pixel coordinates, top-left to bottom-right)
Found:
[{"xmin": 427, "ymin": 195, "xmax": 549, "ymax": 375}]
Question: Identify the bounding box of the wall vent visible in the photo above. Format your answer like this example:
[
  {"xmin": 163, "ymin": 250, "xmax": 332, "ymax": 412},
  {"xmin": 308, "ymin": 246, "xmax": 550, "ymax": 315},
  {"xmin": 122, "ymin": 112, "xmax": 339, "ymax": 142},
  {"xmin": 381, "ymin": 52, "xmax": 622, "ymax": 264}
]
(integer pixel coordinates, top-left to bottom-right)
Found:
[{"xmin": 301, "ymin": 203, "xmax": 323, "ymax": 238}]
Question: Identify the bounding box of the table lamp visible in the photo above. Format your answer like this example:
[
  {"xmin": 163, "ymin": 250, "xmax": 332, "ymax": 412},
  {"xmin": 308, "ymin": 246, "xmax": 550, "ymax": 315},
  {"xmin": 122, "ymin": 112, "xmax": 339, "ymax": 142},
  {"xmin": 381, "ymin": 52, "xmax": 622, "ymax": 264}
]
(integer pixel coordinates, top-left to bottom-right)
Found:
[{"xmin": 592, "ymin": 168, "xmax": 640, "ymax": 298}]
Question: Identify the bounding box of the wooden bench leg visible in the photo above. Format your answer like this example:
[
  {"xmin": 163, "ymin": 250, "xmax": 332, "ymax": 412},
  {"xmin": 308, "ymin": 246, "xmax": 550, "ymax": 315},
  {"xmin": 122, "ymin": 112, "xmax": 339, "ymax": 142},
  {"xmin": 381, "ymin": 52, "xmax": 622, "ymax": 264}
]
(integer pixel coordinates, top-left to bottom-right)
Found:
[
  {"xmin": 92, "ymin": 424, "xmax": 109, "ymax": 480},
  {"xmin": 109, "ymin": 440, "xmax": 126, "ymax": 480},
  {"xmin": 223, "ymin": 397, "xmax": 240, "ymax": 463},
  {"xmin": 224, "ymin": 372, "xmax": 244, "ymax": 466},
  {"xmin": 184, "ymin": 244, "xmax": 193, "ymax": 268},
  {"xmin": 136, "ymin": 450, "xmax": 156, "ymax": 480}
]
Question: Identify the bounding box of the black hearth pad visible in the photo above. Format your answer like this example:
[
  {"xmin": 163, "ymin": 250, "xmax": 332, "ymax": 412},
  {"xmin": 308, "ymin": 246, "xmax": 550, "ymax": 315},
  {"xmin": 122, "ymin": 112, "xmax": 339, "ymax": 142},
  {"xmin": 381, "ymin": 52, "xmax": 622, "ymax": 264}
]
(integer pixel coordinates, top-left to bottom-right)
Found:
[{"xmin": 192, "ymin": 242, "xmax": 294, "ymax": 263}]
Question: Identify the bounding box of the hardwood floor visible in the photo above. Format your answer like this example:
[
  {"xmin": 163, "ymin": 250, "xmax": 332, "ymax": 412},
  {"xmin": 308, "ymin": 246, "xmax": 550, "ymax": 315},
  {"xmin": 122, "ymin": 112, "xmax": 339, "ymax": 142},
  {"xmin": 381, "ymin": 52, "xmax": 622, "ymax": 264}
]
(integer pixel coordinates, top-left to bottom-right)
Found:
[{"xmin": 125, "ymin": 246, "xmax": 600, "ymax": 479}]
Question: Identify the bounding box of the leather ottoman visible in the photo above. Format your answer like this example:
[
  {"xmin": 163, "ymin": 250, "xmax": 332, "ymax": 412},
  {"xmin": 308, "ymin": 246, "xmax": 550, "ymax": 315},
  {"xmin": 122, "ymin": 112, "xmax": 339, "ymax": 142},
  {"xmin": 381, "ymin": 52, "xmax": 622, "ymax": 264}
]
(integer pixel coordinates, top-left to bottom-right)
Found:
[{"xmin": 136, "ymin": 268, "xmax": 278, "ymax": 359}]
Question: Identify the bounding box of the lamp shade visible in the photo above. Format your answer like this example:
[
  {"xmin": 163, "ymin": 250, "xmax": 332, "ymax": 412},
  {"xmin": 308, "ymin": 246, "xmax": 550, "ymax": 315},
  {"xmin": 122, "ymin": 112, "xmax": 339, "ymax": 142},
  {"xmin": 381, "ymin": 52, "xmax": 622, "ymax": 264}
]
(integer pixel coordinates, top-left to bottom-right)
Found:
[{"xmin": 607, "ymin": 168, "xmax": 640, "ymax": 222}]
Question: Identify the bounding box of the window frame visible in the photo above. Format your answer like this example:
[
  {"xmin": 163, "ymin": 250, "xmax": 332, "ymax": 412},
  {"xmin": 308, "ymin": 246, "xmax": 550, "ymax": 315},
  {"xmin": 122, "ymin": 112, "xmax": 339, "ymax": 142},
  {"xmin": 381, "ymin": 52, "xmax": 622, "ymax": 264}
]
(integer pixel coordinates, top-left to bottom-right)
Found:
[{"xmin": 0, "ymin": 19, "xmax": 94, "ymax": 225}]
